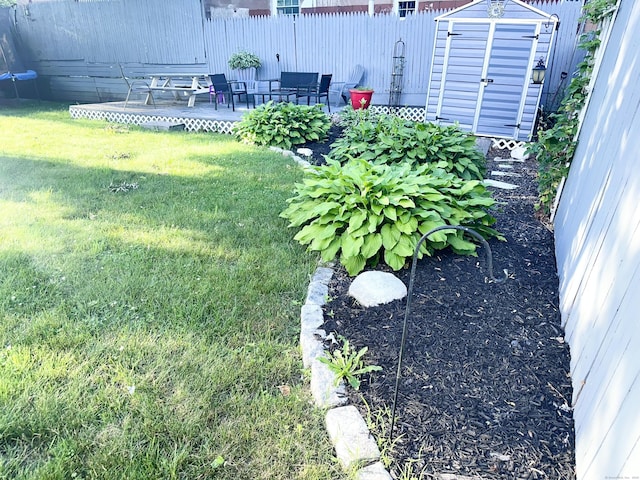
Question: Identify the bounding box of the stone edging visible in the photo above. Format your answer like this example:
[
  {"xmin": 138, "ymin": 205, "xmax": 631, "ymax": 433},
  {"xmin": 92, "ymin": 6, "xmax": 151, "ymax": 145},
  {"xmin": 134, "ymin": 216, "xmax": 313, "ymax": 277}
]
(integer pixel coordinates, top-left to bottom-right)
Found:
[
  {"xmin": 301, "ymin": 266, "xmax": 392, "ymax": 480},
  {"xmin": 270, "ymin": 146, "xmax": 392, "ymax": 478}
]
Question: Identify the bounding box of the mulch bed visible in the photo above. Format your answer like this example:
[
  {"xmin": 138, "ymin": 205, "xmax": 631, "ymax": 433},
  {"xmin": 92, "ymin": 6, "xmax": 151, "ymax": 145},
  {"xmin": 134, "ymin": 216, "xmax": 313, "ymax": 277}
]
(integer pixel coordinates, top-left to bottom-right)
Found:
[{"xmin": 301, "ymin": 128, "xmax": 575, "ymax": 479}]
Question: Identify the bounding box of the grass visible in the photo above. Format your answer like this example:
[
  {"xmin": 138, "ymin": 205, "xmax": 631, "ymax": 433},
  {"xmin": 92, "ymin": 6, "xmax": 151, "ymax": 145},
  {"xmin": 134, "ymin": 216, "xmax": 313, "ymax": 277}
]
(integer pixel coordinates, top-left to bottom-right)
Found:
[{"xmin": 0, "ymin": 102, "xmax": 343, "ymax": 480}]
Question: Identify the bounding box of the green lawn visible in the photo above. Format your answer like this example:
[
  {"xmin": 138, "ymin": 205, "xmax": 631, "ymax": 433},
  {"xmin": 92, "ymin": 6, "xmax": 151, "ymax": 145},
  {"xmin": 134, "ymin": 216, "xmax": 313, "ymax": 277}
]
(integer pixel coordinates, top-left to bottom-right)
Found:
[{"xmin": 0, "ymin": 102, "xmax": 343, "ymax": 479}]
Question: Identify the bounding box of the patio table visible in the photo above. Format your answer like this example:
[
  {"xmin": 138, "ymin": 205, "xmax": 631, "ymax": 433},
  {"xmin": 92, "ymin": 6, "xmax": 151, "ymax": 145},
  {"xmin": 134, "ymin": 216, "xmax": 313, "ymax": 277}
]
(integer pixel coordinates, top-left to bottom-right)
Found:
[{"xmin": 147, "ymin": 73, "xmax": 212, "ymax": 107}]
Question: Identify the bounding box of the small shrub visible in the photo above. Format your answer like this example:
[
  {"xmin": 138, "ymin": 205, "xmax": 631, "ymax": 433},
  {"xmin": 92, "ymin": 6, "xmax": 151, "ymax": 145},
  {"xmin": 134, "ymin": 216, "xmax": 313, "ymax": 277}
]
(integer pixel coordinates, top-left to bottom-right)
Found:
[
  {"xmin": 234, "ymin": 101, "xmax": 331, "ymax": 150},
  {"xmin": 330, "ymin": 115, "xmax": 486, "ymax": 180},
  {"xmin": 280, "ymin": 158, "xmax": 502, "ymax": 276}
]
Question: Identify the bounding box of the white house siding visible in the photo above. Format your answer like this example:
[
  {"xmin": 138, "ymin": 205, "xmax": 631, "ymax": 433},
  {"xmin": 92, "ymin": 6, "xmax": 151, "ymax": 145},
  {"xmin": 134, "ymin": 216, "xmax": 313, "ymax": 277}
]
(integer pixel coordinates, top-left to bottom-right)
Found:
[{"xmin": 553, "ymin": 0, "xmax": 640, "ymax": 478}]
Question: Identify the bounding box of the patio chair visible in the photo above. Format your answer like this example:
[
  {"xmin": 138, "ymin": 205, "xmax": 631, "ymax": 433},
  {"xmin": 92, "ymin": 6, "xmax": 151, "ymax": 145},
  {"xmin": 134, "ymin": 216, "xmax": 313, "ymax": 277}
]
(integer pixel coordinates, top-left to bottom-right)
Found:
[
  {"xmin": 119, "ymin": 64, "xmax": 155, "ymax": 109},
  {"xmin": 209, "ymin": 73, "xmax": 251, "ymax": 111},
  {"xmin": 296, "ymin": 74, "xmax": 332, "ymax": 112},
  {"xmin": 329, "ymin": 65, "xmax": 365, "ymax": 105}
]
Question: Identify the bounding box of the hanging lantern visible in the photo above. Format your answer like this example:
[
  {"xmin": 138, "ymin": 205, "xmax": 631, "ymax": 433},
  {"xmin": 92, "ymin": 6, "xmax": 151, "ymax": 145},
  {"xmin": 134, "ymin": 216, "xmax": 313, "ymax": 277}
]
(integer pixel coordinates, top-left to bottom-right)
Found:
[
  {"xmin": 486, "ymin": 0, "xmax": 508, "ymax": 18},
  {"xmin": 532, "ymin": 58, "xmax": 547, "ymax": 84}
]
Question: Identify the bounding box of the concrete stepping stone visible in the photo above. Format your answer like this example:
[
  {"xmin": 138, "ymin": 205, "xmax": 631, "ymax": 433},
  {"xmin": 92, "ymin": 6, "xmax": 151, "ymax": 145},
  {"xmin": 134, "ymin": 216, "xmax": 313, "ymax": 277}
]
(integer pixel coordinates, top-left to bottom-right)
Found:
[
  {"xmin": 494, "ymin": 157, "xmax": 525, "ymax": 163},
  {"xmin": 483, "ymin": 179, "xmax": 519, "ymax": 190},
  {"xmin": 490, "ymin": 171, "xmax": 522, "ymax": 178}
]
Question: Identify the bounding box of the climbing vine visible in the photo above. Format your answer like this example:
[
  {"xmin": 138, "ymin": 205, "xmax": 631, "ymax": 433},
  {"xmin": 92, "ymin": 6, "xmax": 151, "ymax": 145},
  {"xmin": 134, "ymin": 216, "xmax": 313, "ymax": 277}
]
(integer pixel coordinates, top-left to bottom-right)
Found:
[{"xmin": 528, "ymin": 0, "xmax": 618, "ymax": 216}]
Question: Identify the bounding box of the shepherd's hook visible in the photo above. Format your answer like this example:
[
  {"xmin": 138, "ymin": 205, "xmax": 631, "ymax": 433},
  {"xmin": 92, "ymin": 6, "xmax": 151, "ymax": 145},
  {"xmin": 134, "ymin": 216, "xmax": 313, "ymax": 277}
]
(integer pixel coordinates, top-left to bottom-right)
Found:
[{"xmin": 389, "ymin": 225, "xmax": 508, "ymax": 442}]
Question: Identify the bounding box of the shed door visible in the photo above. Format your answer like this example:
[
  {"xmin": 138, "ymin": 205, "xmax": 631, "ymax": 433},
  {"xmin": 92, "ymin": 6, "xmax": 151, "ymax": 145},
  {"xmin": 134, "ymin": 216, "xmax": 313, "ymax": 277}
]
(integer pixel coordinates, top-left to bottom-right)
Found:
[
  {"xmin": 475, "ymin": 23, "xmax": 539, "ymax": 138},
  {"xmin": 435, "ymin": 21, "xmax": 539, "ymax": 139},
  {"xmin": 436, "ymin": 22, "xmax": 489, "ymax": 130}
]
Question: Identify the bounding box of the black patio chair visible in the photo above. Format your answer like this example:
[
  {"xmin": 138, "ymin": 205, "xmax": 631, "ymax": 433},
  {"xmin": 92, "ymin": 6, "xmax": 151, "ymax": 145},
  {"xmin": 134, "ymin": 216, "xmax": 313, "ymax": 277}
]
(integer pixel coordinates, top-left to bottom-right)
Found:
[
  {"xmin": 296, "ymin": 74, "xmax": 332, "ymax": 112},
  {"xmin": 209, "ymin": 73, "xmax": 251, "ymax": 111}
]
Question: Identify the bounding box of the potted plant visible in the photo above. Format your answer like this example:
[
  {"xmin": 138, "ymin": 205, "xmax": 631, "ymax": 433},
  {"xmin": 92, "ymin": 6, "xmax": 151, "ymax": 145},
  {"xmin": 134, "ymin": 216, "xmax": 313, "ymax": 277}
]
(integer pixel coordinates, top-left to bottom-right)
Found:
[
  {"xmin": 228, "ymin": 51, "xmax": 261, "ymax": 86},
  {"xmin": 349, "ymin": 86, "xmax": 374, "ymax": 110}
]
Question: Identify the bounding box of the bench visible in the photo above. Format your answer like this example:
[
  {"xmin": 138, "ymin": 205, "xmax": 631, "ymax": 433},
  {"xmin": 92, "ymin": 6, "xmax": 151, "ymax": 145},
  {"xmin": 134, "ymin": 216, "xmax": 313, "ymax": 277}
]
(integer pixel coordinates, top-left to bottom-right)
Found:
[{"xmin": 269, "ymin": 72, "xmax": 319, "ymax": 102}]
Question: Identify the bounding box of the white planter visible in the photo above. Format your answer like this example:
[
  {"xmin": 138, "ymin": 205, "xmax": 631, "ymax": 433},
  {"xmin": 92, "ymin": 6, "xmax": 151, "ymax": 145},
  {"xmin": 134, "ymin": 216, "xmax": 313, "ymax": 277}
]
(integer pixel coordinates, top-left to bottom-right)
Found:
[{"xmin": 235, "ymin": 67, "xmax": 257, "ymax": 89}]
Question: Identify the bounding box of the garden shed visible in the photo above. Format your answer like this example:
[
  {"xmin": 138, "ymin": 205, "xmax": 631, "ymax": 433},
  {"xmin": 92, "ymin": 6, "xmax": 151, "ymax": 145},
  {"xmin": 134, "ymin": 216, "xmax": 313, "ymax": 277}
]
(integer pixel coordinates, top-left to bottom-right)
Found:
[{"xmin": 425, "ymin": 0, "xmax": 558, "ymax": 141}]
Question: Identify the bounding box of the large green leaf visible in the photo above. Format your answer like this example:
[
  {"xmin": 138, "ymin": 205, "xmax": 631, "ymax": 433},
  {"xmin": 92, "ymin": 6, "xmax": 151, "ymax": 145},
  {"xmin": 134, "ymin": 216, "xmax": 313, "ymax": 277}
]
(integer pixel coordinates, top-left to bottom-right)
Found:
[
  {"xmin": 321, "ymin": 237, "xmax": 342, "ymax": 262},
  {"xmin": 360, "ymin": 233, "xmax": 383, "ymax": 259},
  {"xmin": 383, "ymin": 250, "xmax": 406, "ymax": 271},
  {"xmin": 341, "ymin": 254, "xmax": 367, "ymax": 276},
  {"xmin": 294, "ymin": 223, "xmax": 331, "ymax": 245},
  {"xmin": 448, "ymin": 233, "xmax": 477, "ymax": 254},
  {"xmin": 381, "ymin": 223, "xmax": 401, "ymax": 250},
  {"xmin": 341, "ymin": 235, "xmax": 365, "ymax": 258},
  {"xmin": 347, "ymin": 209, "xmax": 367, "ymax": 233},
  {"xmin": 390, "ymin": 233, "xmax": 415, "ymax": 258},
  {"xmin": 383, "ymin": 205, "xmax": 398, "ymax": 221},
  {"xmin": 395, "ymin": 216, "xmax": 418, "ymax": 235}
]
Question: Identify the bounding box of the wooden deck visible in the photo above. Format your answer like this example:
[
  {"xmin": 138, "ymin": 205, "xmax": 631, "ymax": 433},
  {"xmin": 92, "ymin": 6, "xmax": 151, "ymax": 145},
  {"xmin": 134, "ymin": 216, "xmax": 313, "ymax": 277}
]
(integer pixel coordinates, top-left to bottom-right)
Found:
[{"xmin": 69, "ymin": 98, "xmax": 341, "ymax": 134}]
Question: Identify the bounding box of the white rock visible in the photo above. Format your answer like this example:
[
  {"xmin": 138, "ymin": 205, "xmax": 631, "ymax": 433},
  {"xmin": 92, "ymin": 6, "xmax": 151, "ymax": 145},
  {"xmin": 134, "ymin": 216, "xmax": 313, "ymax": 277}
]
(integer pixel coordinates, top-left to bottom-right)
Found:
[
  {"xmin": 348, "ymin": 271, "xmax": 407, "ymax": 307},
  {"xmin": 296, "ymin": 147, "xmax": 313, "ymax": 157},
  {"xmin": 510, "ymin": 146, "xmax": 529, "ymax": 161},
  {"xmin": 312, "ymin": 267, "xmax": 334, "ymax": 284},
  {"xmin": 475, "ymin": 137, "xmax": 492, "ymax": 156}
]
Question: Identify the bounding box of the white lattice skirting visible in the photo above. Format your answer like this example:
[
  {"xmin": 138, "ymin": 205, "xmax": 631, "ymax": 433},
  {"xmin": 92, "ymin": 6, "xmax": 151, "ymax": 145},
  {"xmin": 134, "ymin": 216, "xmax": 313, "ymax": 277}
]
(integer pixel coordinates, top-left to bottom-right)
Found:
[
  {"xmin": 370, "ymin": 105, "xmax": 427, "ymax": 122},
  {"xmin": 69, "ymin": 104, "xmax": 529, "ymax": 152},
  {"xmin": 491, "ymin": 138, "xmax": 527, "ymax": 151},
  {"xmin": 69, "ymin": 106, "xmax": 236, "ymax": 134}
]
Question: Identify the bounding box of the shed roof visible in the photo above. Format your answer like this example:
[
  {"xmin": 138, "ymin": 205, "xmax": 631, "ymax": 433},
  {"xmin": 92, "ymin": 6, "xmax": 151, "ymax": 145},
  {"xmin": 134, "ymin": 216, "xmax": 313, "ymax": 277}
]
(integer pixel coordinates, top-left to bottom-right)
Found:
[{"xmin": 436, "ymin": 0, "xmax": 558, "ymax": 22}]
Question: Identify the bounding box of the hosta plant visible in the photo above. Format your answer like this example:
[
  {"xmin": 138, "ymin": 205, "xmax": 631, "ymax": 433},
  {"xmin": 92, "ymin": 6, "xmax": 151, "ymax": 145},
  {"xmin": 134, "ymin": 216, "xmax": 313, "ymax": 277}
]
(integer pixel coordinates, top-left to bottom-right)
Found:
[
  {"xmin": 280, "ymin": 158, "xmax": 502, "ymax": 276},
  {"xmin": 234, "ymin": 101, "xmax": 330, "ymax": 150},
  {"xmin": 329, "ymin": 115, "xmax": 486, "ymax": 180}
]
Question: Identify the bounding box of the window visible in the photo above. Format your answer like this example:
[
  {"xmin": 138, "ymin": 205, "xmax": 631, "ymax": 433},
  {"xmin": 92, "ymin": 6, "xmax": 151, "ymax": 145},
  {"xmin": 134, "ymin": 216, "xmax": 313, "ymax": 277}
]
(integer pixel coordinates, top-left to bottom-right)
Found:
[
  {"xmin": 397, "ymin": 1, "xmax": 416, "ymax": 17},
  {"xmin": 276, "ymin": 0, "xmax": 299, "ymax": 15}
]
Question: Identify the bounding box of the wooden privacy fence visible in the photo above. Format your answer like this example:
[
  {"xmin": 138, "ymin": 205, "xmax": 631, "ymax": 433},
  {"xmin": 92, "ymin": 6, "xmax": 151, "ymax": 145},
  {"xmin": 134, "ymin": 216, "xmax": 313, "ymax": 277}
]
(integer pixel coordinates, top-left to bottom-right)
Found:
[{"xmin": 6, "ymin": 0, "xmax": 582, "ymax": 108}]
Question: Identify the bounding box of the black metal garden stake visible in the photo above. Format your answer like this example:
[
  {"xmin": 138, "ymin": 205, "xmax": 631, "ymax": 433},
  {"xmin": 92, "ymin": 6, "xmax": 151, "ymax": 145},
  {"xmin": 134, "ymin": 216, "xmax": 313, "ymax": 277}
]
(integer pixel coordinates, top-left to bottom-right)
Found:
[{"xmin": 389, "ymin": 225, "xmax": 508, "ymax": 442}]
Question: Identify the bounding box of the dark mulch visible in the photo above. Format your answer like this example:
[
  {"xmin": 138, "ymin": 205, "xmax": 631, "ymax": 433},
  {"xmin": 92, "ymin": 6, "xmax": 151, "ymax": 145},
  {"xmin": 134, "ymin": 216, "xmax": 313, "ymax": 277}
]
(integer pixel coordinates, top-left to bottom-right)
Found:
[{"xmin": 301, "ymin": 131, "xmax": 575, "ymax": 479}]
